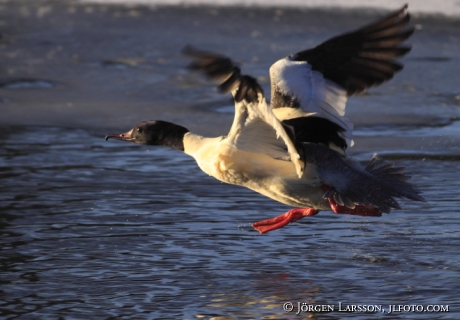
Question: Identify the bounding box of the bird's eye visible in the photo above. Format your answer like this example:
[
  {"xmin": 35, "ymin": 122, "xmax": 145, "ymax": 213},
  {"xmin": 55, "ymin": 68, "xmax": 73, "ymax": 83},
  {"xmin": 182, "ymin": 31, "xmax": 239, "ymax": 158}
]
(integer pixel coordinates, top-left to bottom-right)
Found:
[{"xmin": 137, "ymin": 127, "xmax": 143, "ymax": 133}]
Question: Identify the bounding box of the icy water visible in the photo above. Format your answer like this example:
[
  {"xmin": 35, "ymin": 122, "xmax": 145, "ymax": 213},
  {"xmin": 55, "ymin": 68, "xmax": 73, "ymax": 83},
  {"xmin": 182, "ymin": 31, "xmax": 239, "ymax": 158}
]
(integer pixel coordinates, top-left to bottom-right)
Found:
[
  {"xmin": 2, "ymin": 126, "xmax": 460, "ymax": 319},
  {"xmin": 1, "ymin": 2, "xmax": 460, "ymax": 319}
]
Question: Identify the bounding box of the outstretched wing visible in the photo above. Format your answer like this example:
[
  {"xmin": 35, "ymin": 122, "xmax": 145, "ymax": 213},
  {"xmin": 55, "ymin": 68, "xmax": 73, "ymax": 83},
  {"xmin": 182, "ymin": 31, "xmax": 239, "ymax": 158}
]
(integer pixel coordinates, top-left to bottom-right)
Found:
[
  {"xmin": 183, "ymin": 46, "xmax": 304, "ymax": 177},
  {"xmin": 270, "ymin": 5, "xmax": 414, "ymax": 150}
]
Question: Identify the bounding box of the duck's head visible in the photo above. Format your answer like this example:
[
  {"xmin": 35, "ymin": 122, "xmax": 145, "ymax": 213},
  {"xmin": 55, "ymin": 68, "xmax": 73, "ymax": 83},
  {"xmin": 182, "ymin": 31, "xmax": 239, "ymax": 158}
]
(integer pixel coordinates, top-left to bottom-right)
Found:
[{"xmin": 105, "ymin": 120, "xmax": 189, "ymax": 151}]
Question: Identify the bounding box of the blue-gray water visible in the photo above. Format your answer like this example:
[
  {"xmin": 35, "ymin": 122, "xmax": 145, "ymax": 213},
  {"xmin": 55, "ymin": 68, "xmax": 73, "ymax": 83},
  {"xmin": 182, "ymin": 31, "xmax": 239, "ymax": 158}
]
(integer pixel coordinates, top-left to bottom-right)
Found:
[{"xmin": 1, "ymin": 2, "xmax": 460, "ymax": 319}]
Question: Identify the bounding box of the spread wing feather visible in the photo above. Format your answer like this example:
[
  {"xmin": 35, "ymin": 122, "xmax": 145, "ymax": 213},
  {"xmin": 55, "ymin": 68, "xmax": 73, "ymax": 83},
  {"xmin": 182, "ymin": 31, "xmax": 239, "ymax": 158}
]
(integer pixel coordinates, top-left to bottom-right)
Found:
[
  {"xmin": 183, "ymin": 46, "xmax": 304, "ymax": 177},
  {"xmin": 290, "ymin": 5, "xmax": 414, "ymax": 96},
  {"xmin": 269, "ymin": 5, "xmax": 414, "ymax": 149},
  {"xmin": 182, "ymin": 7, "xmax": 423, "ymax": 213}
]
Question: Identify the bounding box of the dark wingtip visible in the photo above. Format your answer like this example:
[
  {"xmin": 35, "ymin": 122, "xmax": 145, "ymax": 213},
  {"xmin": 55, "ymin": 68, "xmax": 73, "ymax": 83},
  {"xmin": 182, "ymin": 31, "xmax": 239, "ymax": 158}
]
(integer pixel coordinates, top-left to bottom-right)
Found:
[
  {"xmin": 182, "ymin": 45, "xmax": 240, "ymax": 85},
  {"xmin": 293, "ymin": 4, "xmax": 414, "ymax": 97},
  {"xmin": 183, "ymin": 45, "xmax": 265, "ymax": 104},
  {"xmin": 234, "ymin": 76, "xmax": 263, "ymax": 103}
]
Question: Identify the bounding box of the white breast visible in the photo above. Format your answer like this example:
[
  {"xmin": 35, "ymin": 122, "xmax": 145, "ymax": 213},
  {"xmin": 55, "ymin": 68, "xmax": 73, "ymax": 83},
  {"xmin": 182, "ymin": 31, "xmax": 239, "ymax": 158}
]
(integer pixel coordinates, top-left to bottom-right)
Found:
[
  {"xmin": 182, "ymin": 132, "xmax": 328, "ymax": 208},
  {"xmin": 184, "ymin": 132, "xmax": 297, "ymax": 183}
]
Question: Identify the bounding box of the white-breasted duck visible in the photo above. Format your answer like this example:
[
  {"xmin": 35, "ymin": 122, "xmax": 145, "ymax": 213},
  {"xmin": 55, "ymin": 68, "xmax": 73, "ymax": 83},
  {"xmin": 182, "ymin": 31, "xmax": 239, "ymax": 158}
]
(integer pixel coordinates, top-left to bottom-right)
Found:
[{"xmin": 106, "ymin": 5, "xmax": 424, "ymax": 234}]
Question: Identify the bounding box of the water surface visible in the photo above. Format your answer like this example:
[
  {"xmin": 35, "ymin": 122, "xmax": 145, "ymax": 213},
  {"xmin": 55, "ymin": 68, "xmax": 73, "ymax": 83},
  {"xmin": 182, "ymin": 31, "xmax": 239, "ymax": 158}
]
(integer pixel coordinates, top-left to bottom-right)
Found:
[{"xmin": 1, "ymin": 2, "xmax": 460, "ymax": 319}]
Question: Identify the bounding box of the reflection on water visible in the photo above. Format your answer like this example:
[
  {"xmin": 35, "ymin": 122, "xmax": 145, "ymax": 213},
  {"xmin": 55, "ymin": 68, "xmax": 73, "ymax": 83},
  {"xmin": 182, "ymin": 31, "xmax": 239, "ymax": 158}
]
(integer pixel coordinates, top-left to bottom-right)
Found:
[{"xmin": 1, "ymin": 125, "xmax": 459, "ymax": 319}]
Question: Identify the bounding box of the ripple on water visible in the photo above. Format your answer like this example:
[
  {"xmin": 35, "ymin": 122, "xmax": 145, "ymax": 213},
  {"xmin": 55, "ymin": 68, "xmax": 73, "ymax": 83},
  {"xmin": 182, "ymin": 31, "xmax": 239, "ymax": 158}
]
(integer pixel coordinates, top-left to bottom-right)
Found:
[{"xmin": 1, "ymin": 126, "xmax": 459, "ymax": 319}]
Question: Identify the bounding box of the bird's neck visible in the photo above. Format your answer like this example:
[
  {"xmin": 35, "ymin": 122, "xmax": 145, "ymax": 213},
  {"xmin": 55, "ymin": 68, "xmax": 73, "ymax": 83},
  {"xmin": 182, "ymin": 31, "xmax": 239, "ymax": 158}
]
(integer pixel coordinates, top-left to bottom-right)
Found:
[
  {"xmin": 154, "ymin": 122, "xmax": 189, "ymax": 151},
  {"xmin": 182, "ymin": 133, "xmax": 222, "ymax": 159}
]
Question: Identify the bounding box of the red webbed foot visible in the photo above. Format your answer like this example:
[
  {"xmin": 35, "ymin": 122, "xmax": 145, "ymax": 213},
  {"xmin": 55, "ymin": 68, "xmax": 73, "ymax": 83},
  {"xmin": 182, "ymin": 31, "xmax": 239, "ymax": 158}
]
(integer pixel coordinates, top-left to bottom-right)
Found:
[
  {"xmin": 252, "ymin": 208, "xmax": 319, "ymax": 234},
  {"xmin": 322, "ymin": 185, "xmax": 382, "ymax": 216}
]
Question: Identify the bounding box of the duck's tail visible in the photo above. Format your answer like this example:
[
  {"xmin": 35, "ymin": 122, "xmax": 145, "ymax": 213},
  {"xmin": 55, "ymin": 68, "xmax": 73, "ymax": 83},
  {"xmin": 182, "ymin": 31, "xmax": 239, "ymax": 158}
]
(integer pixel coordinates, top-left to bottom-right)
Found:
[{"xmin": 302, "ymin": 143, "xmax": 425, "ymax": 213}]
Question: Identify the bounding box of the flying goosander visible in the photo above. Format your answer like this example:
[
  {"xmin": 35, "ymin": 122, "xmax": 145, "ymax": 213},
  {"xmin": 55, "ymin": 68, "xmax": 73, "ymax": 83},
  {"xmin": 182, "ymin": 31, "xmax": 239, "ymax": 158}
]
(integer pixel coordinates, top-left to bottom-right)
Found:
[{"xmin": 106, "ymin": 5, "xmax": 425, "ymax": 234}]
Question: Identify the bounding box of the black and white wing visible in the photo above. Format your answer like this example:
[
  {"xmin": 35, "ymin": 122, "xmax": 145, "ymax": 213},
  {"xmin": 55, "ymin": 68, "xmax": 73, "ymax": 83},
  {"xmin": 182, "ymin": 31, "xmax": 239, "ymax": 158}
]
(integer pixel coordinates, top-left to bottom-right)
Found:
[
  {"xmin": 270, "ymin": 5, "xmax": 414, "ymax": 151},
  {"xmin": 183, "ymin": 46, "xmax": 304, "ymax": 177}
]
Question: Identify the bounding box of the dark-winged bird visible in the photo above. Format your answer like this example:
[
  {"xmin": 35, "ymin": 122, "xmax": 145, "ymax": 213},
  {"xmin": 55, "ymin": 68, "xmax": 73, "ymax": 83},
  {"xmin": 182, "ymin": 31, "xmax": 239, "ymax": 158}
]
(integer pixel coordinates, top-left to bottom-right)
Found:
[{"xmin": 106, "ymin": 6, "xmax": 424, "ymax": 234}]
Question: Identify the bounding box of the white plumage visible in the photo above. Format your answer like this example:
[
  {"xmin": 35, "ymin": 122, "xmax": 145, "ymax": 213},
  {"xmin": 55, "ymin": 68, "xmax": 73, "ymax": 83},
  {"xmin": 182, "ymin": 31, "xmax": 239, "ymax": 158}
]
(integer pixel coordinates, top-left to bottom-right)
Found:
[
  {"xmin": 106, "ymin": 6, "xmax": 424, "ymax": 234},
  {"xmin": 270, "ymin": 58, "xmax": 353, "ymax": 141}
]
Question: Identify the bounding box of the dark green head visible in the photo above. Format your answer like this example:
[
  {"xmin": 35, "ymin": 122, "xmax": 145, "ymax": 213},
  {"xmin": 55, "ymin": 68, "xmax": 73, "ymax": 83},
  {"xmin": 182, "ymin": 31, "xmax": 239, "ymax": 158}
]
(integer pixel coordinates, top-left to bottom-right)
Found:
[{"xmin": 105, "ymin": 120, "xmax": 189, "ymax": 151}]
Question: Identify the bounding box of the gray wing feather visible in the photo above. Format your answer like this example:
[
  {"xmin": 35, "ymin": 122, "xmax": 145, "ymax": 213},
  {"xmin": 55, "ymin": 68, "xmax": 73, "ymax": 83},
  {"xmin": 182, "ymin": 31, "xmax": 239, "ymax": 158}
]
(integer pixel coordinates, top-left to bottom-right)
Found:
[{"xmin": 302, "ymin": 143, "xmax": 425, "ymax": 213}]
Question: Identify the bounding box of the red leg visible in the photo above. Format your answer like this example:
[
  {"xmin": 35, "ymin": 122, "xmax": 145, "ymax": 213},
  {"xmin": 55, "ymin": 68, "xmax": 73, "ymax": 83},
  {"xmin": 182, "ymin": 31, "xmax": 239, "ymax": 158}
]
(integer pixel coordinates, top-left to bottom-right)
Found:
[
  {"xmin": 328, "ymin": 198, "xmax": 382, "ymax": 216},
  {"xmin": 322, "ymin": 185, "xmax": 382, "ymax": 216},
  {"xmin": 252, "ymin": 208, "xmax": 319, "ymax": 234}
]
